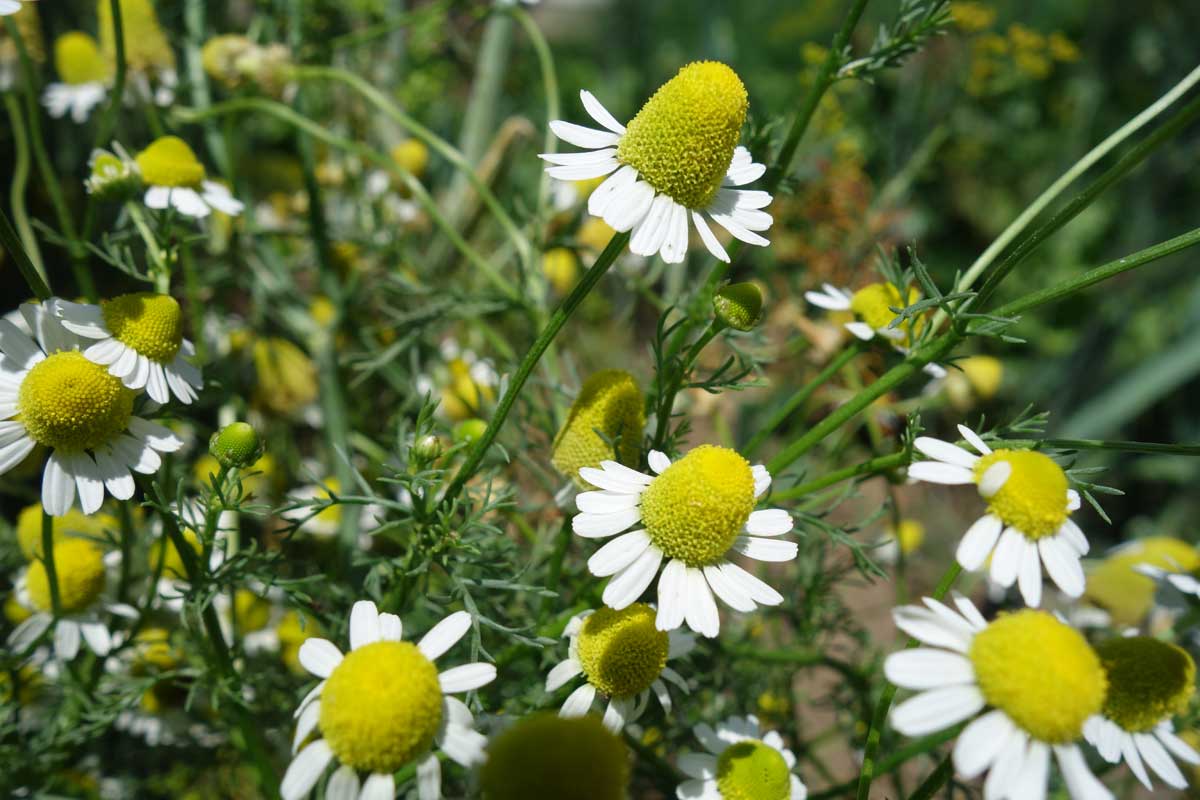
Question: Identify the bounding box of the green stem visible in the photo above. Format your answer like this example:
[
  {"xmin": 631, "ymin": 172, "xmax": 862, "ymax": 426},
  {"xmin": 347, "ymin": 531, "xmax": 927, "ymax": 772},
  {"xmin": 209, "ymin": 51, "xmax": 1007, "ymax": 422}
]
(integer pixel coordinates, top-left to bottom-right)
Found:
[
  {"xmin": 82, "ymin": 0, "xmax": 128, "ymax": 245},
  {"xmin": 775, "ymin": 450, "xmax": 908, "ymax": 501},
  {"xmin": 41, "ymin": 511, "xmax": 62, "ymax": 617},
  {"xmin": 511, "ymin": 6, "xmax": 560, "ymax": 225},
  {"xmin": 744, "ymin": 342, "xmax": 863, "ymax": 456},
  {"xmin": 180, "ymin": 244, "xmax": 208, "ymax": 362},
  {"xmin": 908, "ymin": 754, "xmax": 954, "ymax": 800},
  {"xmin": 856, "ymin": 563, "xmax": 962, "ymax": 800},
  {"xmin": 4, "ymin": 94, "xmax": 43, "ymax": 280},
  {"xmin": 0, "ymin": 203, "xmax": 51, "ymax": 300},
  {"xmin": 807, "ymin": 727, "xmax": 963, "ymax": 800},
  {"xmin": 440, "ymin": 231, "xmax": 631, "ymax": 507},
  {"xmin": 183, "ymin": 0, "xmax": 231, "ymax": 176},
  {"xmin": 652, "ymin": 321, "xmax": 723, "ymax": 450}
]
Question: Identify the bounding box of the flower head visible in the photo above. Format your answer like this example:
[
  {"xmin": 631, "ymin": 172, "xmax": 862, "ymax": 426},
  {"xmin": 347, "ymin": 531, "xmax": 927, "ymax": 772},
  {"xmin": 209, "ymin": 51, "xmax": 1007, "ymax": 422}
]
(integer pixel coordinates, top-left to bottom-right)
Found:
[
  {"xmin": 0, "ymin": 302, "xmax": 184, "ymax": 515},
  {"xmin": 135, "ymin": 136, "xmax": 244, "ymax": 219},
  {"xmin": 42, "ymin": 32, "xmax": 109, "ymax": 123},
  {"xmin": 1084, "ymin": 537, "xmax": 1200, "ymax": 625},
  {"xmin": 542, "ymin": 61, "xmax": 772, "ymax": 264},
  {"xmin": 85, "ymin": 143, "xmax": 141, "ymax": 199},
  {"xmin": 909, "ymin": 424, "xmax": 1087, "ymax": 607},
  {"xmin": 547, "ymin": 603, "xmax": 692, "ymax": 732},
  {"xmin": 551, "ymin": 370, "xmax": 645, "ymax": 488},
  {"xmin": 479, "ymin": 714, "xmax": 630, "ymax": 800},
  {"xmin": 677, "ymin": 714, "xmax": 806, "ymax": 800},
  {"xmin": 98, "ymin": 0, "xmax": 177, "ymax": 105},
  {"xmin": 1083, "ymin": 636, "xmax": 1200, "ymax": 790},
  {"xmin": 283, "ymin": 601, "xmax": 495, "ymax": 800},
  {"xmin": 886, "ymin": 594, "xmax": 1112, "ymax": 800},
  {"xmin": 572, "ymin": 445, "xmax": 795, "ymax": 637}
]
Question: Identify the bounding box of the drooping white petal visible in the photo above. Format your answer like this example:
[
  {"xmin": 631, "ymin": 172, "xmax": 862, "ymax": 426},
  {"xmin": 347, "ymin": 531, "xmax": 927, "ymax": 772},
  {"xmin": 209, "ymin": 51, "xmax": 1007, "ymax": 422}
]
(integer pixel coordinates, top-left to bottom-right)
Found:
[
  {"xmin": 602, "ymin": 545, "xmax": 663, "ymax": 610},
  {"xmin": 890, "ymin": 685, "xmax": 985, "ymax": 736},
  {"xmin": 280, "ymin": 740, "xmax": 334, "ymax": 800},
  {"xmin": 201, "ymin": 182, "xmax": 245, "ymax": 216},
  {"xmin": 1058, "ymin": 518, "xmax": 1089, "ymax": 555},
  {"xmin": 604, "ymin": 179, "xmax": 656, "ymax": 233},
  {"xmin": 292, "ymin": 700, "xmax": 320, "ymax": 753},
  {"xmin": 1039, "ymin": 536, "xmax": 1085, "ymax": 598},
  {"xmin": 440, "ymin": 723, "xmax": 489, "ymax": 767},
  {"xmin": 438, "ymin": 662, "xmax": 496, "ymax": 694},
  {"xmin": 805, "ymin": 289, "xmax": 852, "ymax": 310},
  {"xmin": 884, "ymin": 648, "xmax": 975, "ymax": 689},
  {"xmin": 659, "ymin": 202, "xmax": 691, "ymax": 265},
  {"xmin": 415, "ymin": 755, "xmax": 440, "ymax": 800},
  {"xmin": 127, "ymin": 416, "xmax": 185, "ymax": 452},
  {"xmin": 42, "ymin": 450, "xmax": 76, "ymax": 516},
  {"xmin": 720, "ymin": 561, "xmax": 783, "ymax": 606},
  {"xmin": 702, "ymin": 564, "xmax": 755, "ymax": 612},
  {"xmin": 588, "ymin": 529, "xmax": 652, "ymax": 577},
  {"xmin": 683, "ymin": 567, "xmax": 720, "ymax": 638},
  {"xmin": 691, "ymin": 211, "xmax": 729, "ymax": 262},
  {"xmin": 559, "ymin": 682, "xmax": 597, "ymax": 717},
  {"xmin": 953, "ymin": 709, "xmax": 1016, "ymax": 779},
  {"xmin": 844, "ymin": 321, "xmax": 876, "ymax": 340},
  {"xmin": 324, "ymin": 766, "xmax": 359, "ymax": 800},
  {"xmin": 418, "ymin": 610, "xmax": 472, "ymax": 662},
  {"xmin": 956, "ymin": 514, "xmax": 1004, "ymax": 571},
  {"xmin": 984, "ymin": 733, "xmax": 1029, "ymax": 800},
  {"xmin": 1135, "ymin": 731, "xmax": 1186, "ymax": 789},
  {"xmin": 678, "ymin": 752, "xmax": 718, "ymax": 780},
  {"xmin": 168, "ymin": 187, "xmax": 211, "ymax": 218},
  {"xmin": 630, "ymin": 194, "xmax": 677, "ymax": 258},
  {"xmin": 546, "ymin": 659, "xmax": 583, "ymax": 692},
  {"xmin": 1010, "ymin": 740, "xmax": 1049, "ymax": 800},
  {"xmin": 93, "ymin": 445, "xmax": 135, "ymax": 500},
  {"xmin": 79, "ymin": 621, "xmax": 112, "ymax": 656},
  {"xmin": 914, "ymin": 437, "xmax": 979, "ymax": 468},
  {"xmin": 655, "ymin": 558, "xmax": 689, "ymax": 632},
  {"xmin": 988, "ymin": 528, "xmax": 1024, "ymax": 588},
  {"xmin": 1016, "ymin": 538, "xmax": 1043, "ymax": 607},
  {"xmin": 1054, "ymin": 745, "xmax": 1114, "ymax": 800},
  {"xmin": 297, "ymin": 638, "xmax": 344, "ymax": 678},
  {"xmin": 0, "ymin": 432, "xmax": 35, "ymax": 475}
]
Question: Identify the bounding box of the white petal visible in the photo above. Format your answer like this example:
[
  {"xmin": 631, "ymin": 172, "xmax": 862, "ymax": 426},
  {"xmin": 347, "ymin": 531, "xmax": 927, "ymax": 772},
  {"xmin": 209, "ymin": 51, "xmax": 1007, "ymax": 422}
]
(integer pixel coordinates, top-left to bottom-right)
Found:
[
  {"xmin": 541, "ymin": 148, "xmax": 619, "ymax": 167},
  {"xmin": 109, "ymin": 345, "xmax": 139, "ymax": 379},
  {"xmin": 580, "ymin": 90, "xmax": 626, "ymax": 134},
  {"xmin": 588, "ymin": 529, "xmax": 652, "ymax": 576},
  {"xmin": 1039, "ymin": 536, "xmax": 1085, "ymax": 598},
  {"xmin": 884, "ymin": 649, "xmax": 975, "ymax": 689},
  {"xmin": 985, "ymin": 732, "xmax": 1029, "ymax": 800},
  {"xmin": 1156, "ymin": 725, "xmax": 1200, "ymax": 765},
  {"xmin": 588, "ymin": 165, "xmax": 637, "ymax": 217},
  {"xmin": 659, "ymin": 202, "xmax": 690, "ymax": 265},
  {"xmin": 1058, "ymin": 518, "xmax": 1089, "ymax": 555},
  {"xmin": 732, "ymin": 535, "xmax": 798, "ymax": 562},
  {"xmin": 545, "ymin": 659, "xmax": 583, "ymax": 692},
  {"xmin": 720, "ymin": 561, "xmax": 783, "ymax": 605},
  {"xmin": 576, "ymin": 466, "xmax": 646, "ymax": 494},
  {"xmin": 145, "ymin": 363, "xmax": 169, "ymax": 404},
  {"xmin": 890, "ymin": 685, "xmax": 985, "ymax": 736},
  {"xmin": 648, "ymin": 450, "xmax": 671, "ymax": 474},
  {"xmin": 42, "ymin": 450, "xmax": 76, "ymax": 516},
  {"xmin": 66, "ymin": 451, "xmax": 105, "ymax": 515},
  {"xmin": 1054, "ymin": 744, "xmax": 1114, "ymax": 800},
  {"xmin": 294, "ymin": 681, "xmax": 326, "ymax": 718},
  {"xmin": 418, "ymin": 611, "xmax": 472, "ymax": 662},
  {"xmin": 546, "ymin": 161, "xmax": 619, "ymax": 181},
  {"xmin": 576, "ymin": 490, "xmax": 641, "ymax": 514},
  {"xmin": 603, "ymin": 179, "xmax": 655, "ymax": 233},
  {"xmin": 752, "ymin": 465, "xmax": 771, "ymax": 497},
  {"xmin": 297, "ymin": 638, "xmax": 343, "ymax": 678},
  {"xmin": 745, "ymin": 509, "xmax": 793, "ymax": 536},
  {"xmin": 7, "ymin": 614, "xmax": 51, "ymax": 652},
  {"xmin": 655, "ymin": 558, "xmax": 688, "ymax": 631},
  {"xmin": 144, "ymin": 185, "xmax": 171, "ymax": 209},
  {"xmin": 378, "ymin": 612, "xmax": 402, "ymax": 641},
  {"xmin": 914, "ymin": 437, "xmax": 979, "ymax": 468},
  {"xmin": 692, "ymin": 211, "xmax": 729, "ymax": 263},
  {"xmin": 683, "ymin": 568, "xmax": 720, "ymax": 638},
  {"xmin": 1120, "ymin": 732, "xmax": 1153, "ymax": 790},
  {"xmin": 707, "ymin": 208, "xmax": 769, "ymax": 247},
  {"xmin": 0, "ymin": 432, "xmax": 35, "ymax": 474},
  {"xmin": 574, "ymin": 507, "xmax": 642, "ymax": 539},
  {"xmin": 953, "ymin": 709, "xmax": 1016, "ymax": 778},
  {"xmin": 559, "ymin": 683, "xmax": 596, "ymax": 717},
  {"xmin": 84, "ymin": 338, "xmax": 125, "ymax": 365},
  {"xmin": 324, "ymin": 766, "xmax": 360, "ymax": 800},
  {"xmin": 127, "ymin": 416, "xmax": 185, "ymax": 452},
  {"xmin": 1011, "ymin": 740, "xmax": 1049, "ymax": 800},
  {"xmin": 55, "ymin": 620, "xmax": 82, "ymax": 660},
  {"xmin": 1067, "ymin": 489, "xmax": 1081, "ymax": 511},
  {"xmin": 79, "ymin": 622, "xmax": 112, "ymax": 656},
  {"xmin": 602, "ymin": 545, "xmax": 663, "ymax": 609},
  {"xmin": 292, "ymin": 700, "xmax": 320, "ymax": 753},
  {"xmin": 438, "ymin": 662, "xmax": 496, "ymax": 694},
  {"xmin": 602, "ymin": 696, "xmax": 632, "ymax": 732},
  {"xmin": 349, "ymin": 600, "xmax": 381, "ymax": 650},
  {"xmin": 702, "ymin": 564, "xmax": 755, "ymax": 612},
  {"xmin": 957, "ymin": 424, "xmax": 992, "ymax": 455},
  {"xmin": 950, "ymin": 592, "xmax": 988, "ymax": 630},
  {"xmin": 93, "ymin": 445, "xmax": 135, "ymax": 499},
  {"xmin": 1135, "ymin": 732, "xmax": 1186, "ymax": 789},
  {"xmin": 629, "ymin": 194, "xmax": 676, "ymax": 258},
  {"xmin": 956, "ymin": 515, "xmax": 1003, "ymax": 571},
  {"xmin": 201, "ymin": 182, "xmax": 245, "ymax": 216},
  {"xmin": 844, "ymin": 321, "xmax": 877, "ymax": 340},
  {"xmin": 978, "ymin": 461, "xmax": 1011, "ymax": 498},
  {"xmin": 676, "ymin": 779, "xmax": 721, "ymax": 800},
  {"xmin": 415, "ymin": 755, "xmax": 440, "ymax": 800},
  {"xmin": 169, "ymin": 187, "xmax": 211, "ymax": 218},
  {"xmin": 988, "ymin": 528, "xmax": 1024, "ymax": 588},
  {"xmin": 678, "ymin": 753, "xmax": 718, "ymax": 780},
  {"xmin": 440, "ymin": 722, "xmax": 488, "ymax": 767},
  {"xmin": 1017, "ymin": 538, "xmax": 1043, "ymax": 607},
  {"xmin": 549, "ymin": 119, "xmax": 621, "ymax": 149},
  {"xmin": 805, "ymin": 289, "xmax": 851, "ymax": 311},
  {"xmin": 280, "ymin": 740, "xmax": 333, "ymax": 800},
  {"xmin": 109, "ymin": 434, "xmax": 161, "ymax": 474},
  {"xmin": 908, "ymin": 461, "xmax": 975, "ymax": 485},
  {"xmin": 0, "ymin": 318, "xmax": 44, "ymax": 371},
  {"xmin": 891, "ymin": 606, "xmax": 973, "ymax": 653},
  {"xmin": 53, "ymin": 299, "xmax": 109, "ymax": 337}
]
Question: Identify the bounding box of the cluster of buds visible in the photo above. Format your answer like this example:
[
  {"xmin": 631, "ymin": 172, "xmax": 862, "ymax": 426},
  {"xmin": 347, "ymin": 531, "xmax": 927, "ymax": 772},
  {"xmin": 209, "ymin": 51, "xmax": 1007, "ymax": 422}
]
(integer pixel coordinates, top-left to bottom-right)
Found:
[{"xmin": 84, "ymin": 143, "xmax": 141, "ymax": 200}]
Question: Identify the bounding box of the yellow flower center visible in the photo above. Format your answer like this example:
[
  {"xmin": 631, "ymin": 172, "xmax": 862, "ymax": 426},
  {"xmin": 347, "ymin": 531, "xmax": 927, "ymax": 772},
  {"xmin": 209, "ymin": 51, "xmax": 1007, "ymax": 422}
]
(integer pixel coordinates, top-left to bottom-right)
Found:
[
  {"xmin": 133, "ymin": 627, "xmax": 180, "ymax": 671},
  {"xmin": 639, "ymin": 445, "xmax": 755, "ymax": 566},
  {"xmin": 972, "ymin": 449, "xmax": 1068, "ymax": 539},
  {"xmin": 17, "ymin": 351, "xmax": 134, "ymax": 453},
  {"xmin": 99, "ymin": 0, "xmax": 176, "ymax": 74},
  {"xmin": 234, "ymin": 589, "xmax": 272, "ymax": 632},
  {"xmin": 552, "ymin": 370, "xmax": 645, "ymax": 488},
  {"xmin": 616, "ymin": 61, "xmax": 748, "ymax": 209},
  {"xmin": 1096, "ymin": 636, "xmax": 1195, "ymax": 733},
  {"xmin": 1085, "ymin": 537, "xmax": 1200, "ymax": 626},
  {"xmin": 135, "ymin": 136, "xmax": 206, "ymax": 188},
  {"xmin": 27, "ymin": 539, "xmax": 107, "ymax": 614},
  {"xmin": 253, "ymin": 337, "xmax": 319, "ymax": 416},
  {"xmin": 54, "ymin": 32, "xmax": 110, "ymax": 85},
  {"xmin": 16, "ymin": 503, "xmax": 116, "ymax": 561},
  {"xmin": 968, "ymin": 610, "xmax": 1106, "ymax": 743},
  {"xmin": 101, "ymin": 292, "xmax": 184, "ymax": 363},
  {"xmin": 849, "ymin": 282, "xmax": 920, "ymax": 333},
  {"xmin": 479, "ymin": 713, "xmax": 630, "ymax": 800},
  {"xmin": 715, "ymin": 740, "xmax": 791, "ymax": 800},
  {"xmin": 391, "ymin": 139, "xmax": 430, "ymax": 178},
  {"xmin": 318, "ymin": 641, "xmax": 443, "ymax": 773},
  {"xmin": 576, "ymin": 604, "xmax": 669, "ymax": 699}
]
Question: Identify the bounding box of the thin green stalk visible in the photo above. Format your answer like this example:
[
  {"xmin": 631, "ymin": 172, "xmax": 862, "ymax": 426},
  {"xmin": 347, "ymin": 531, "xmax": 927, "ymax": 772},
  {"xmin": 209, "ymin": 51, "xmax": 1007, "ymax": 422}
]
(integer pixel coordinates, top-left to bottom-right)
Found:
[
  {"xmin": 0, "ymin": 203, "xmax": 51, "ymax": 300},
  {"xmin": 856, "ymin": 563, "xmax": 962, "ymax": 800},
  {"xmin": 41, "ymin": 511, "xmax": 62, "ymax": 617},
  {"xmin": 511, "ymin": 6, "xmax": 560, "ymax": 225},
  {"xmin": 4, "ymin": 94, "xmax": 43, "ymax": 279},
  {"xmin": 82, "ymin": 0, "xmax": 128, "ymax": 245},
  {"xmin": 775, "ymin": 450, "xmax": 908, "ymax": 501},
  {"xmin": 291, "ymin": 65, "xmax": 533, "ymax": 267},
  {"xmin": 183, "ymin": 0, "xmax": 231, "ymax": 176},
  {"xmin": 179, "ymin": 244, "xmax": 208, "ymax": 362},
  {"xmin": 807, "ymin": 727, "xmax": 964, "ymax": 800},
  {"xmin": 117, "ymin": 500, "xmax": 135, "ymax": 604},
  {"xmin": 908, "ymin": 754, "xmax": 954, "ymax": 800},
  {"xmin": 173, "ymin": 98, "xmax": 524, "ymax": 305},
  {"xmin": 744, "ymin": 342, "xmax": 863, "ymax": 456},
  {"xmin": 652, "ymin": 321, "xmax": 723, "ymax": 450},
  {"xmin": 441, "ymin": 232, "xmax": 631, "ymax": 507}
]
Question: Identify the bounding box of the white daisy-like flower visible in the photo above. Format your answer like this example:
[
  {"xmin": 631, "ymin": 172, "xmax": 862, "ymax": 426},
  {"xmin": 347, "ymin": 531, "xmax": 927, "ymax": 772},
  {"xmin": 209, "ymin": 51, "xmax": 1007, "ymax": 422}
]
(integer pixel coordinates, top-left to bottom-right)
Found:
[
  {"xmin": 547, "ymin": 603, "xmax": 692, "ymax": 732},
  {"xmin": 572, "ymin": 444, "xmax": 796, "ymax": 638},
  {"xmin": 1134, "ymin": 562, "xmax": 1200, "ymax": 598},
  {"xmin": 0, "ymin": 302, "xmax": 185, "ymax": 515},
  {"xmin": 885, "ymin": 594, "xmax": 1112, "ymax": 800},
  {"xmin": 283, "ymin": 601, "xmax": 496, "ymax": 800},
  {"xmin": 42, "ymin": 32, "xmax": 109, "ymax": 123},
  {"xmin": 281, "ymin": 478, "xmax": 382, "ymax": 542},
  {"xmin": 542, "ymin": 61, "xmax": 772, "ymax": 265},
  {"xmin": 908, "ymin": 424, "xmax": 1087, "ymax": 607},
  {"xmin": 53, "ymin": 294, "xmax": 202, "ymax": 405},
  {"xmin": 676, "ymin": 714, "xmax": 807, "ymax": 800},
  {"xmin": 1083, "ymin": 635, "xmax": 1200, "ymax": 791},
  {"xmin": 134, "ymin": 136, "xmax": 244, "ymax": 219},
  {"xmin": 7, "ymin": 539, "xmax": 136, "ymax": 660}
]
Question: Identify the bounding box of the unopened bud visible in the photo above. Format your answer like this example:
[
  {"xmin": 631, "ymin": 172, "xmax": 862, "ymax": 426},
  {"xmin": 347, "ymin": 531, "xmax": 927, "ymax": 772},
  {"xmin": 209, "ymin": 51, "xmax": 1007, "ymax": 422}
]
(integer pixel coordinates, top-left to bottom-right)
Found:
[
  {"xmin": 713, "ymin": 281, "xmax": 764, "ymax": 331},
  {"xmin": 208, "ymin": 422, "xmax": 263, "ymax": 469}
]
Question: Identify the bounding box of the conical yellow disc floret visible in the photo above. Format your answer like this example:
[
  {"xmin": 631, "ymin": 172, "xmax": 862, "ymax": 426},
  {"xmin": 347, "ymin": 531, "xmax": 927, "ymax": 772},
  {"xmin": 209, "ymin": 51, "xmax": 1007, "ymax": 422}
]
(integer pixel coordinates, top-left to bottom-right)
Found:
[
  {"xmin": 716, "ymin": 740, "xmax": 791, "ymax": 800},
  {"xmin": 1085, "ymin": 537, "xmax": 1200, "ymax": 626},
  {"xmin": 969, "ymin": 610, "xmax": 1105, "ymax": 743},
  {"xmin": 576, "ymin": 604, "xmax": 669, "ymax": 699},
  {"xmin": 479, "ymin": 713, "xmax": 630, "ymax": 800},
  {"xmin": 973, "ymin": 449, "xmax": 1068, "ymax": 539},
  {"xmin": 98, "ymin": 0, "xmax": 176, "ymax": 74},
  {"xmin": 849, "ymin": 282, "xmax": 919, "ymax": 332},
  {"xmin": 54, "ymin": 32, "xmax": 110, "ymax": 85},
  {"xmin": 318, "ymin": 640, "xmax": 443, "ymax": 773},
  {"xmin": 616, "ymin": 61, "xmax": 748, "ymax": 210},
  {"xmin": 17, "ymin": 351, "xmax": 134, "ymax": 452},
  {"xmin": 552, "ymin": 370, "xmax": 645, "ymax": 488},
  {"xmin": 135, "ymin": 137, "xmax": 206, "ymax": 189},
  {"xmin": 101, "ymin": 292, "xmax": 184, "ymax": 363},
  {"xmin": 1096, "ymin": 636, "xmax": 1195, "ymax": 733},
  {"xmin": 27, "ymin": 539, "xmax": 107, "ymax": 614},
  {"xmin": 639, "ymin": 445, "xmax": 755, "ymax": 566}
]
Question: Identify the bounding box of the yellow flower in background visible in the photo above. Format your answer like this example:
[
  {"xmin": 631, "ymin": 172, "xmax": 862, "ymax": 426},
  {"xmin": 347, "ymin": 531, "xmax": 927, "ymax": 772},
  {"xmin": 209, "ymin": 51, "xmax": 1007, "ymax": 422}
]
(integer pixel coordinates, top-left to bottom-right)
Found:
[
  {"xmin": 1048, "ymin": 32, "xmax": 1081, "ymax": 63},
  {"xmin": 1085, "ymin": 537, "xmax": 1200, "ymax": 626},
  {"xmin": 193, "ymin": 451, "xmax": 276, "ymax": 498},
  {"xmin": 944, "ymin": 354, "xmax": 1004, "ymax": 411},
  {"xmin": 253, "ymin": 337, "xmax": 319, "ymax": 417},
  {"xmin": 391, "ymin": 139, "xmax": 430, "ymax": 179},
  {"xmin": 98, "ymin": 0, "xmax": 176, "ymax": 105},
  {"xmin": 43, "ymin": 32, "xmax": 110, "ymax": 123},
  {"xmin": 277, "ymin": 609, "xmax": 322, "ymax": 674},
  {"xmin": 951, "ymin": 1, "xmax": 996, "ymax": 33},
  {"xmin": 576, "ymin": 216, "xmax": 616, "ymax": 255},
  {"xmin": 893, "ymin": 519, "xmax": 926, "ymax": 555},
  {"xmin": 542, "ymin": 247, "xmax": 579, "ymax": 295},
  {"xmin": 440, "ymin": 357, "xmax": 497, "ymax": 421},
  {"xmin": 551, "ymin": 370, "xmax": 645, "ymax": 487},
  {"xmin": 15, "ymin": 503, "xmax": 117, "ymax": 561},
  {"xmin": 309, "ymin": 296, "xmax": 337, "ymax": 328}
]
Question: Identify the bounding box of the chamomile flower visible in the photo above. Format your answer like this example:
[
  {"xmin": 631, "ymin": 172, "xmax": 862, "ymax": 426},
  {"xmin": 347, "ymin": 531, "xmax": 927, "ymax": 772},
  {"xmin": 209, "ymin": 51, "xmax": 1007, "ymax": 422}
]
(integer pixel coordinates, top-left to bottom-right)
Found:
[
  {"xmin": 1084, "ymin": 537, "xmax": 1199, "ymax": 625},
  {"xmin": 479, "ymin": 713, "xmax": 631, "ymax": 800},
  {"xmin": 1083, "ymin": 636, "xmax": 1199, "ymax": 790},
  {"xmin": 0, "ymin": 302, "xmax": 185, "ymax": 515},
  {"xmin": 135, "ymin": 136, "xmax": 244, "ymax": 219},
  {"xmin": 908, "ymin": 424, "xmax": 1087, "ymax": 607},
  {"xmin": 542, "ymin": 61, "xmax": 772, "ymax": 265},
  {"xmin": 547, "ymin": 603, "xmax": 692, "ymax": 732},
  {"xmin": 53, "ymin": 294, "xmax": 202, "ymax": 405},
  {"xmin": 1134, "ymin": 562, "xmax": 1200, "ymax": 599},
  {"xmin": 99, "ymin": 0, "xmax": 177, "ymax": 107},
  {"xmin": 7, "ymin": 539, "xmax": 136, "ymax": 660},
  {"xmin": 572, "ymin": 445, "xmax": 796, "ymax": 637},
  {"xmin": 676, "ymin": 714, "xmax": 807, "ymax": 800},
  {"xmin": 283, "ymin": 601, "xmax": 495, "ymax": 800},
  {"xmin": 551, "ymin": 370, "xmax": 645, "ymax": 489},
  {"xmin": 885, "ymin": 595, "xmax": 1111, "ymax": 800},
  {"xmin": 42, "ymin": 32, "xmax": 109, "ymax": 123}
]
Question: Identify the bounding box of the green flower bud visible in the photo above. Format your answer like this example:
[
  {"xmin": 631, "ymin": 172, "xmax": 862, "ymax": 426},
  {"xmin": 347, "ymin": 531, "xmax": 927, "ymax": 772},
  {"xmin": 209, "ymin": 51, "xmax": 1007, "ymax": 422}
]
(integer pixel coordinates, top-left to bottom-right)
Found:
[
  {"xmin": 552, "ymin": 370, "xmax": 645, "ymax": 488},
  {"xmin": 713, "ymin": 282, "xmax": 764, "ymax": 331},
  {"xmin": 412, "ymin": 434, "xmax": 443, "ymax": 462},
  {"xmin": 208, "ymin": 422, "xmax": 264, "ymax": 469},
  {"xmin": 453, "ymin": 419, "xmax": 488, "ymax": 444}
]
